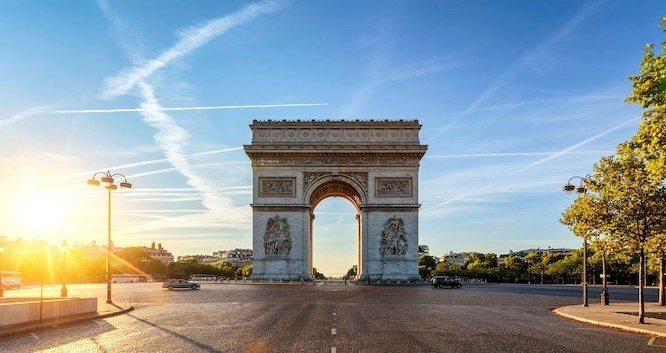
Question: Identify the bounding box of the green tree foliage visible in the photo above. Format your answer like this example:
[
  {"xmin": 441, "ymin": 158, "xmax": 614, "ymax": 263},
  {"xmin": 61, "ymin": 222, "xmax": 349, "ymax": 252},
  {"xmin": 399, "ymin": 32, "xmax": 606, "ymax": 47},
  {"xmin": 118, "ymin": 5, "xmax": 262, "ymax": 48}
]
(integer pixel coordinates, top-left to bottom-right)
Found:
[
  {"xmin": 546, "ymin": 251, "xmax": 582, "ymax": 284},
  {"xmin": 463, "ymin": 252, "xmax": 498, "ymax": 281},
  {"xmin": 433, "ymin": 259, "xmax": 462, "ymax": 277},
  {"xmin": 524, "ymin": 251, "xmax": 541, "ymax": 283},
  {"xmin": 241, "ymin": 264, "xmax": 253, "ymax": 277},
  {"xmin": 594, "ymin": 145, "xmax": 666, "ymax": 322},
  {"xmin": 500, "ymin": 255, "xmax": 526, "ymax": 282},
  {"xmin": 418, "ymin": 255, "xmax": 437, "ymax": 279},
  {"xmin": 343, "ymin": 265, "xmax": 357, "ymax": 280},
  {"xmin": 313, "ymin": 267, "xmax": 326, "ymax": 280},
  {"xmin": 114, "ymin": 247, "xmax": 166, "ymax": 278},
  {"xmin": 627, "ymin": 18, "xmax": 666, "ymax": 180}
]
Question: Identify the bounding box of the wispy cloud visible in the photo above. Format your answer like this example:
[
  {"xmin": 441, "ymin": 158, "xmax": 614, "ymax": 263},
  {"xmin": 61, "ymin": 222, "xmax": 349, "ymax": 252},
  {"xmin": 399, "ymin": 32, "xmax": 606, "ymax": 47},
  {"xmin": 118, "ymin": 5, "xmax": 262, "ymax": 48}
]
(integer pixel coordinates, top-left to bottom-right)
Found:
[
  {"xmin": 100, "ymin": 0, "xmax": 285, "ymax": 100},
  {"xmin": 341, "ymin": 56, "xmax": 461, "ymax": 117},
  {"xmin": 424, "ymin": 117, "xmax": 636, "ymax": 211},
  {"xmin": 425, "ymin": 0, "xmax": 604, "ymax": 143},
  {"xmin": 41, "ymin": 103, "xmax": 326, "ymax": 115},
  {"xmin": 0, "ymin": 106, "xmax": 50, "ymax": 128},
  {"xmin": 0, "ymin": 103, "xmax": 325, "ymax": 128},
  {"xmin": 425, "ymin": 151, "xmax": 614, "ymax": 159}
]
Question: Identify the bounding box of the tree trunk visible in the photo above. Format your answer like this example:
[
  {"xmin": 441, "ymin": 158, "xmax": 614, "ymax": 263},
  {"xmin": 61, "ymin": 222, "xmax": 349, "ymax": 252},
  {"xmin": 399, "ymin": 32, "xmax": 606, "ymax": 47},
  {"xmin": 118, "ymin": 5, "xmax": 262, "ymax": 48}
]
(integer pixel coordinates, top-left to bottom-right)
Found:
[
  {"xmin": 659, "ymin": 256, "xmax": 666, "ymax": 306},
  {"xmin": 639, "ymin": 246, "xmax": 645, "ymax": 324}
]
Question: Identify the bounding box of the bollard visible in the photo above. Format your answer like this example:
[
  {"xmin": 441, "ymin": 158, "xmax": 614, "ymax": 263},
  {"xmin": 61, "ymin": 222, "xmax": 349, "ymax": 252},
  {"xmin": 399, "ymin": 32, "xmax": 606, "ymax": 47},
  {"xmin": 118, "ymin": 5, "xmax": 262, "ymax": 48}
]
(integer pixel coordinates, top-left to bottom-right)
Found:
[{"xmin": 601, "ymin": 288, "xmax": 609, "ymax": 305}]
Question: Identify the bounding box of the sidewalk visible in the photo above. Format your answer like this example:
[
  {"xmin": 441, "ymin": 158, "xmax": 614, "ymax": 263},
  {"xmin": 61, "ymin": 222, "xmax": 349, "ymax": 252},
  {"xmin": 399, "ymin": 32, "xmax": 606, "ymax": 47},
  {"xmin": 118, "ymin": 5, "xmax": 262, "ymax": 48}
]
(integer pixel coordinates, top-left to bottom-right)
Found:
[
  {"xmin": 554, "ymin": 302, "xmax": 666, "ymax": 337},
  {"xmin": 0, "ymin": 300, "xmax": 134, "ymax": 338}
]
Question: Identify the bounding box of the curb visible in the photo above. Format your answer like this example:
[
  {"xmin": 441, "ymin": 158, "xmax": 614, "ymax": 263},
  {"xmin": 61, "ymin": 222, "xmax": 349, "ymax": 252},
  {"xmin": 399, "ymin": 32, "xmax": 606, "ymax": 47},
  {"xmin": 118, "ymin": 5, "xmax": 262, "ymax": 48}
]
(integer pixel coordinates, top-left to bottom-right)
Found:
[
  {"xmin": 552, "ymin": 307, "xmax": 666, "ymax": 338},
  {"xmin": 0, "ymin": 306, "xmax": 135, "ymax": 338}
]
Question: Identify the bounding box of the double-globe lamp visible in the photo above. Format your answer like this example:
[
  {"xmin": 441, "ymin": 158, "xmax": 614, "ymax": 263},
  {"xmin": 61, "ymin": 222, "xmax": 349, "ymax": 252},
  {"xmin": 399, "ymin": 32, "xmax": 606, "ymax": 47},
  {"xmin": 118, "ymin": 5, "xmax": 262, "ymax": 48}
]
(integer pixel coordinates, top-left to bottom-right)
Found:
[
  {"xmin": 562, "ymin": 174, "xmax": 591, "ymax": 307},
  {"xmin": 87, "ymin": 171, "xmax": 132, "ymax": 304}
]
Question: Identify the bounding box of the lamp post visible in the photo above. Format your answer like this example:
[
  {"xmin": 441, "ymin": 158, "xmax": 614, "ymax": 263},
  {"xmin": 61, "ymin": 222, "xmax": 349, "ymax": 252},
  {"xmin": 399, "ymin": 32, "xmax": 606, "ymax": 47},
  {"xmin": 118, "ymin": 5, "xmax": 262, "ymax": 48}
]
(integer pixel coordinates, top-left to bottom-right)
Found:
[
  {"xmin": 87, "ymin": 170, "xmax": 132, "ymax": 304},
  {"xmin": 0, "ymin": 245, "xmax": 4, "ymax": 298},
  {"xmin": 563, "ymin": 174, "xmax": 592, "ymax": 307},
  {"xmin": 60, "ymin": 240, "xmax": 69, "ymax": 297}
]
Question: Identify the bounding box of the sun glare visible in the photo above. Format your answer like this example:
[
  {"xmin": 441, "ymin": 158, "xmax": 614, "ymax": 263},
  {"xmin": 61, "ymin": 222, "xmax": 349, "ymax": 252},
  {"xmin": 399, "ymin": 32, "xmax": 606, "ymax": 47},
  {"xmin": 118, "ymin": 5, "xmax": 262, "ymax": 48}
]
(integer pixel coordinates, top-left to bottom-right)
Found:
[{"xmin": 15, "ymin": 195, "xmax": 64, "ymax": 230}]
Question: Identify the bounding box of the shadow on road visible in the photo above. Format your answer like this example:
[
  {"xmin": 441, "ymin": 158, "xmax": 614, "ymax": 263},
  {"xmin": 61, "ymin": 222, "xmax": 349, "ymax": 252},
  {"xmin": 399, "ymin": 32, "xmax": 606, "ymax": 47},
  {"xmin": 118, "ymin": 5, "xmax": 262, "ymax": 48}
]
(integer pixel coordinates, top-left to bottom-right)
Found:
[{"xmin": 126, "ymin": 313, "xmax": 220, "ymax": 352}]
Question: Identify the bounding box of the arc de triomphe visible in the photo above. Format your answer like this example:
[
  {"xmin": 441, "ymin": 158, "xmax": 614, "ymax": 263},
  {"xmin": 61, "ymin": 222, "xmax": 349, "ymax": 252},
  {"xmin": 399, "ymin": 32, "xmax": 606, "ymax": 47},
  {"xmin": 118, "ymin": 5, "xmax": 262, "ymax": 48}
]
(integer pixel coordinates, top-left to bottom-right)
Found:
[{"xmin": 244, "ymin": 119, "xmax": 427, "ymax": 281}]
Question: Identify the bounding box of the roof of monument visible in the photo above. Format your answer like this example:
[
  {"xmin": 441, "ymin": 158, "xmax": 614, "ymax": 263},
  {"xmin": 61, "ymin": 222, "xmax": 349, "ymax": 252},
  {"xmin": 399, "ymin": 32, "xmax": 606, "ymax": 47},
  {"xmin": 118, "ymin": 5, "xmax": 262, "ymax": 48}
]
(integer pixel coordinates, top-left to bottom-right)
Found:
[{"xmin": 250, "ymin": 119, "xmax": 420, "ymax": 126}]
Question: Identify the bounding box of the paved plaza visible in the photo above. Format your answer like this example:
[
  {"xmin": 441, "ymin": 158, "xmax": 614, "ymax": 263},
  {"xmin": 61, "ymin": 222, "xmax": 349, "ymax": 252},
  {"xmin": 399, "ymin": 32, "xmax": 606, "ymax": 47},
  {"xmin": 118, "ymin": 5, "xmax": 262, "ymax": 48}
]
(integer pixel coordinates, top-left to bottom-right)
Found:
[{"xmin": 2, "ymin": 282, "xmax": 666, "ymax": 352}]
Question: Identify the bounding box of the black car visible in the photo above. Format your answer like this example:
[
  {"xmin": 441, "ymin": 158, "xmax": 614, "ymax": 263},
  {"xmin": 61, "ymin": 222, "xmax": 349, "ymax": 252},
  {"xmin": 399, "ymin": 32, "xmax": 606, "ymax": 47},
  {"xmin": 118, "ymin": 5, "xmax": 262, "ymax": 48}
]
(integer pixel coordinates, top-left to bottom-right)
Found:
[{"xmin": 431, "ymin": 276, "xmax": 462, "ymax": 289}]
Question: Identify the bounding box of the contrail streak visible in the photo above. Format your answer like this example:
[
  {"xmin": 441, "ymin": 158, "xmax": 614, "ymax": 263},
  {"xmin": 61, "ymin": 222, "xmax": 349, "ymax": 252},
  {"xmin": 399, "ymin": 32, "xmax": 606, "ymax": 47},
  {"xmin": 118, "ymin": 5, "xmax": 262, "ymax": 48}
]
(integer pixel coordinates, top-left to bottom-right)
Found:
[
  {"xmin": 40, "ymin": 103, "xmax": 327, "ymax": 114},
  {"xmin": 100, "ymin": 0, "xmax": 284, "ymax": 99},
  {"xmin": 426, "ymin": 151, "xmax": 614, "ymax": 159},
  {"xmin": 425, "ymin": 117, "xmax": 637, "ymax": 211}
]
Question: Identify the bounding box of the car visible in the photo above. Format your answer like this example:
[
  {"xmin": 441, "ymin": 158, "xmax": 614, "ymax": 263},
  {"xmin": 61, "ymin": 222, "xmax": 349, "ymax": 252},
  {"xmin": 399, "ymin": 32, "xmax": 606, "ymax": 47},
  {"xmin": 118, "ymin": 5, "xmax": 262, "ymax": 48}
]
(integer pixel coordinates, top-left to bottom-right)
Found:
[
  {"xmin": 2, "ymin": 282, "xmax": 21, "ymax": 290},
  {"xmin": 162, "ymin": 279, "xmax": 201, "ymax": 290},
  {"xmin": 431, "ymin": 276, "xmax": 462, "ymax": 289}
]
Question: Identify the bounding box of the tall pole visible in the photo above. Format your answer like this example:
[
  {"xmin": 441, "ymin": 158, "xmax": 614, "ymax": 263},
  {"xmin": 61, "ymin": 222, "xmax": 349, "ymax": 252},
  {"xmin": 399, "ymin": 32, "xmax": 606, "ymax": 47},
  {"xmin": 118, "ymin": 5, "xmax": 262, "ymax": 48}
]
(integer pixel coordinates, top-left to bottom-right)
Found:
[
  {"xmin": 87, "ymin": 170, "xmax": 131, "ymax": 305},
  {"xmin": 0, "ymin": 248, "xmax": 4, "ymax": 298},
  {"xmin": 582, "ymin": 237, "xmax": 588, "ymax": 307},
  {"xmin": 107, "ymin": 186, "xmax": 112, "ymax": 304},
  {"xmin": 61, "ymin": 241, "xmax": 68, "ymax": 297}
]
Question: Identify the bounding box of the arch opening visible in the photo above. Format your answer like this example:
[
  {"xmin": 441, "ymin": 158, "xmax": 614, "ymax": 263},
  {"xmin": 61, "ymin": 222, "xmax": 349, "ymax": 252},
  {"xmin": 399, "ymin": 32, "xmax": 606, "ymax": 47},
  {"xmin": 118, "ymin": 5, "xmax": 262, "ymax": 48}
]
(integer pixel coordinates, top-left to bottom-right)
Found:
[
  {"xmin": 312, "ymin": 197, "xmax": 358, "ymax": 278},
  {"xmin": 309, "ymin": 179, "xmax": 361, "ymax": 279},
  {"xmin": 309, "ymin": 180, "xmax": 362, "ymax": 209}
]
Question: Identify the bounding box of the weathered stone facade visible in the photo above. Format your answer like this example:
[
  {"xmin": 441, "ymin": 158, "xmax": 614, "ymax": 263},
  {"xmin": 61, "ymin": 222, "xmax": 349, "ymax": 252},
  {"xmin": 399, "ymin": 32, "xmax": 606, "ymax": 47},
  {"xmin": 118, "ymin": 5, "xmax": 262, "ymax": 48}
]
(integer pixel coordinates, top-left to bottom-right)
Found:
[{"xmin": 244, "ymin": 119, "xmax": 427, "ymax": 281}]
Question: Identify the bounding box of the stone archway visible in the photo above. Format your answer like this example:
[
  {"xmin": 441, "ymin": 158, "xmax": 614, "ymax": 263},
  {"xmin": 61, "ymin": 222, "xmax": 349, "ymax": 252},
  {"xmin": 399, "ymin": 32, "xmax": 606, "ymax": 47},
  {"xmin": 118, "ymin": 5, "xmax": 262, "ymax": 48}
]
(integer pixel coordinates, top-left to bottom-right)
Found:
[{"xmin": 244, "ymin": 119, "xmax": 427, "ymax": 281}]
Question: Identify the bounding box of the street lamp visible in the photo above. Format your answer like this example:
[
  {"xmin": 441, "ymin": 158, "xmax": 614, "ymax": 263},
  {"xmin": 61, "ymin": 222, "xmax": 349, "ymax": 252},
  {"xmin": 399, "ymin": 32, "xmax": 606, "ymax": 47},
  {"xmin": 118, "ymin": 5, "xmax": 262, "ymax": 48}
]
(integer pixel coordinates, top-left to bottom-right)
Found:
[
  {"xmin": 0, "ymin": 244, "xmax": 4, "ymax": 298},
  {"xmin": 87, "ymin": 170, "xmax": 132, "ymax": 304},
  {"xmin": 60, "ymin": 240, "xmax": 69, "ymax": 297},
  {"xmin": 563, "ymin": 174, "xmax": 592, "ymax": 307}
]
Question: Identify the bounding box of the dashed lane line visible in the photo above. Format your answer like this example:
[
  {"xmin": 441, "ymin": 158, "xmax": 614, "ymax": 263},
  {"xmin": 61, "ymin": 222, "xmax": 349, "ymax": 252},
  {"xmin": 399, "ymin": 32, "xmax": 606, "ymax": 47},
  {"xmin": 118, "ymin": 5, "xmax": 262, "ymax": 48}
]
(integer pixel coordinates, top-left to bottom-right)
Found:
[{"xmin": 30, "ymin": 333, "xmax": 39, "ymax": 340}]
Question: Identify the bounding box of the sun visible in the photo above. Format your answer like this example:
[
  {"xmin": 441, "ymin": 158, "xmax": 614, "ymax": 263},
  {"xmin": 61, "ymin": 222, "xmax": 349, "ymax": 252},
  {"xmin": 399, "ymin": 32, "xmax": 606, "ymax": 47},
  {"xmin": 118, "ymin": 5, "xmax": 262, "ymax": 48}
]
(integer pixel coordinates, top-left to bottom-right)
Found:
[{"xmin": 15, "ymin": 195, "xmax": 64, "ymax": 230}]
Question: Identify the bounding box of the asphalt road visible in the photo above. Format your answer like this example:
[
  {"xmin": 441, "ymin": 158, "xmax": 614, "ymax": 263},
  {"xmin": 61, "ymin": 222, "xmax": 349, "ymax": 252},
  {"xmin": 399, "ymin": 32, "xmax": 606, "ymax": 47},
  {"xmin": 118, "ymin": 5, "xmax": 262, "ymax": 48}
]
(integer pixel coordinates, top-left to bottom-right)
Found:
[{"xmin": 1, "ymin": 282, "xmax": 665, "ymax": 352}]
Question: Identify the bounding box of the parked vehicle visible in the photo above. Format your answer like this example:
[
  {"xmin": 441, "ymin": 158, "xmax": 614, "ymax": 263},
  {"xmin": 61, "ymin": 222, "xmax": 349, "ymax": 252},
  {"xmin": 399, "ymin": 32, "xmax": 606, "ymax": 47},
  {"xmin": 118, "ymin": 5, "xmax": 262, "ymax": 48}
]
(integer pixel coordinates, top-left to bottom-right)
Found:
[
  {"xmin": 162, "ymin": 279, "xmax": 201, "ymax": 290},
  {"xmin": 0, "ymin": 271, "xmax": 23, "ymax": 289},
  {"xmin": 432, "ymin": 276, "xmax": 462, "ymax": 289}
]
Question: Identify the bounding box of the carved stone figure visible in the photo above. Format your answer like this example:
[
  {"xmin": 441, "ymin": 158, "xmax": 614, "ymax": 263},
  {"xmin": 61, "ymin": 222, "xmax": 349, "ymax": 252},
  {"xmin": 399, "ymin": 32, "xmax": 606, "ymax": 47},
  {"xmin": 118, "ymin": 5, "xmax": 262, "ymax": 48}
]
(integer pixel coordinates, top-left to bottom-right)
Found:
[
  {"xmin": 263, "ymin": 215, "xmax": 292, "ymax": 255},
  {"xmin": 260, "ymin": 178, "xmax": 295, "ymax": 197},
  {"xmin": 376, "ymin": 178, "xmax": 412, "ymax": 197},
  {"xmin": 303, "ymin": 172, "xmax": 330, "ymax": 189},
  {"xmin": 380, "ymin": 216, "xmax": 408, "ymax": 256}
]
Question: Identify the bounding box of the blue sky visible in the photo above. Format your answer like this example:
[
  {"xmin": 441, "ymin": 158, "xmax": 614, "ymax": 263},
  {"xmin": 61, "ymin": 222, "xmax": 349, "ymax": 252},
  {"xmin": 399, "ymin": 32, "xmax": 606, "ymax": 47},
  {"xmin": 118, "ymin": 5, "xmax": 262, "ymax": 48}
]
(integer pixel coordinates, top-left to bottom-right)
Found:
[{"xmin": 0, "ymin": 1, "xmax": 664, "ymax": 276}]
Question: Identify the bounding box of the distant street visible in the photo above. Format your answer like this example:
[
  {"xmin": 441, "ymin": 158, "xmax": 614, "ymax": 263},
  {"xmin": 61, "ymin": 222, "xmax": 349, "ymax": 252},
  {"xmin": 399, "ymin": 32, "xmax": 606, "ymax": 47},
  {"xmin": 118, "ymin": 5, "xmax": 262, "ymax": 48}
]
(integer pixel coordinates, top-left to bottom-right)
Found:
[{"xmin": 2, "ymin": 282, "xmax": 664, "ymax": 352}]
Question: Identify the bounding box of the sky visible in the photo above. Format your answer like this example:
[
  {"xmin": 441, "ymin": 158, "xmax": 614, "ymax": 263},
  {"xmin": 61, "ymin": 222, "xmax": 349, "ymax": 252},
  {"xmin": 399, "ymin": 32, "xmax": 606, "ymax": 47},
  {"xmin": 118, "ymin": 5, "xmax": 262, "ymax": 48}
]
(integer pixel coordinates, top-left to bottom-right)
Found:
[{"xmin": 0, "ymin": 1, "xmax": 664, "ymax": 276}]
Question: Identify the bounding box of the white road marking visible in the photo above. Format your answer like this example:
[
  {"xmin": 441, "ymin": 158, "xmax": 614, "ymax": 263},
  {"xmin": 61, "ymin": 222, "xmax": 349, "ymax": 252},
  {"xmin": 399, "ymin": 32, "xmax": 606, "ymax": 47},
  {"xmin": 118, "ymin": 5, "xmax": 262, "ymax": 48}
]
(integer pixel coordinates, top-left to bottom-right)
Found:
[
  {"xmin": 94, "ymin": 320, "xmax": 104, "ymax": 325},
  {"xmin": 646, "ymin": 337, "xmax": 666, "ymax": 347},
  {"xmin": 30, "ymin": 333, "xmax": 39, "ymax": 340},
  {"xmin": 331, "ymin": 348, "xmax": 336, "ymax": 353},
  {"xmin": 331, "ymin": 328, "xmax": 337, "ymax": 335}
]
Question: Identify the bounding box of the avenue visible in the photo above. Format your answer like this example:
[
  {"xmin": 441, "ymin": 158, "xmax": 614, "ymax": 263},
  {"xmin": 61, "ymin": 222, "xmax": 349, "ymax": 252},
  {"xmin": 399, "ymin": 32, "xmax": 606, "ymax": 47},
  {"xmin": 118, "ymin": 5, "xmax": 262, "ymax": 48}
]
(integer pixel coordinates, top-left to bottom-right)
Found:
[{"xmin": 1, "ymin": 283, "xmax": 663, "ymax": 352}]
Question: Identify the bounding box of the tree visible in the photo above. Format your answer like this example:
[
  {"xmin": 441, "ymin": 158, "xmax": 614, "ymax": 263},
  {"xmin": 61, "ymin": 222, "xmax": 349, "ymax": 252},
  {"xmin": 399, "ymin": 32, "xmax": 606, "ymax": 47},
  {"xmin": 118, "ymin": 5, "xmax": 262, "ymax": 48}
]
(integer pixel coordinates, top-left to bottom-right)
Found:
[
  {"xmin": 114, "ymin": 247, "xmax": 166, "ymax": 278},
  {"xmin": 524, "ymin": 251, "xmax": 541, "ymax": 284},
  {"xmin": 418, "ymin": 255, "xmax": 437, "ymax": 279},
  {"xmin": 626, "ymin": 18, "xmax": 666, "ymax": 180},
  {"xmin": 344, "ymin": 265, "xmax": 357, "ymax": 280},
  {"xmin": 433, "ymin": 259, "xmax": 462, "ymax": 277},
  {"xmin": 418, "ymin": 245, "xmax": 430, "ymax": 256},
  {"xmin": 591, "ymin": 144, "xmax": 666, "ymax": 323},
  {"xmin": 546, "ymin": 252, "xmax": 582, "ymax": 284},
  {"xmin": 313, "ymin": 267, "xmax": 326, "ymax": 280},
  {"xmin": 241, "ymin": 264, "xmax": 253, "ymax": 278},
  {"xmin": 501, "ymin": 255, "xmax": 526, "ymax": 282}
]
